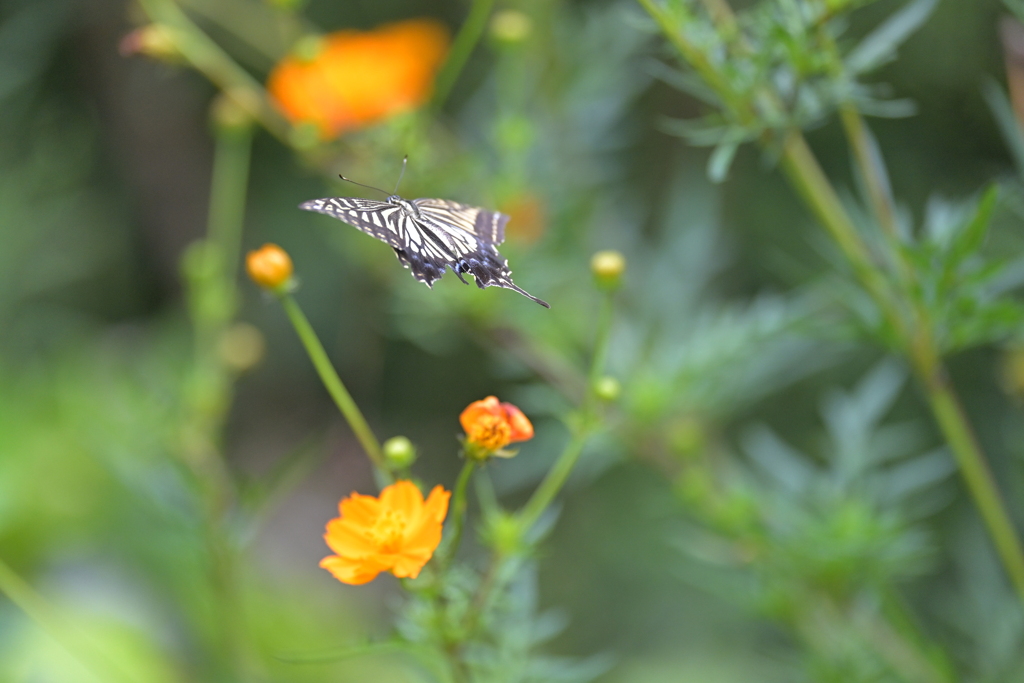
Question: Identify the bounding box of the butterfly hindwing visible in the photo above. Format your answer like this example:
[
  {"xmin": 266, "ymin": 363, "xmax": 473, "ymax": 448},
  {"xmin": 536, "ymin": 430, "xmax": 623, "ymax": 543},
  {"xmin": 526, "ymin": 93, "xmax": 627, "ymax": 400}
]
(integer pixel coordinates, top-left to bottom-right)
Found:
[{"xmin": 299, "ymin": 195, "xmax": 549, "ymax": 307}]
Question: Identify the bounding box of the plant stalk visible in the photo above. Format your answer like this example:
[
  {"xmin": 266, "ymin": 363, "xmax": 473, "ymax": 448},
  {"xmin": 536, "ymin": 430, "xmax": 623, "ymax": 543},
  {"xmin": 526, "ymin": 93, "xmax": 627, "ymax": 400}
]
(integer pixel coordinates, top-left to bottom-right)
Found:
[
  {"xmin": 441, "ymin": 459, "xmax": 477, "ymax": 569},
  {"xmin": 432, "ymin": 0, "xmax": 497, "ymax": 110},
  {"xmin": 278, "ymin": 292, "xmax": 390, "ymax": 483}
]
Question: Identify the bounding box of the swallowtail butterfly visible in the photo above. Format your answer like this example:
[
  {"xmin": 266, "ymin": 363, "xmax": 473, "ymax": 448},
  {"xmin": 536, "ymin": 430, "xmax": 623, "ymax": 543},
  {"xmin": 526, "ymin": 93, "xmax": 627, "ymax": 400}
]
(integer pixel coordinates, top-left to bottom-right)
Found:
[{"xmin": 299, "ymin": 164, "xmax": 549, "ymax": 308}]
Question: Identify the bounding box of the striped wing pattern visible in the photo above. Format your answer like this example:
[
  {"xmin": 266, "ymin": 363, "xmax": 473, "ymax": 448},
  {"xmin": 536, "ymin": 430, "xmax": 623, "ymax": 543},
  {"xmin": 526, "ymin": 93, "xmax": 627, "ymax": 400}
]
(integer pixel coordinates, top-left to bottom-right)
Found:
[{"xmin": 299, "ymin": 196, "xmax": 549, "ymax": 307}]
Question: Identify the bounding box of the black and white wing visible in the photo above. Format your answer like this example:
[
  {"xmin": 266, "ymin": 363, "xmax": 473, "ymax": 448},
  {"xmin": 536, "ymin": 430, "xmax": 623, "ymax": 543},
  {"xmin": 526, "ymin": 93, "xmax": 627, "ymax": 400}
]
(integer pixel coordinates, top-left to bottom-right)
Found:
[
  {"xmin": 299, "ymin": 196, "xmax": 549, "ymax": 308},
  {"xmin": 299, "ymin": 196, "xmax": 455, "ymax": 288},
  {"xmin": 413, "ymin": 198, "xmax": 549, "ymax": 308},
  {"xmin": 413, "ymin": 198, "xmax": 509, "ymax": 245}
]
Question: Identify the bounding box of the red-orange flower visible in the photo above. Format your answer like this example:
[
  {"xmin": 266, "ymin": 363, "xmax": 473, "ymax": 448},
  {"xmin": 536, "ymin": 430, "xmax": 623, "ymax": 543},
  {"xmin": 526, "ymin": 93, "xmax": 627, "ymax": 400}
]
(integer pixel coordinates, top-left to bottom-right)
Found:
[
  {"xmin": 320, "ymin": 480, "xmax": 450, "ymax": 585},
  {"xmin": 268, "ymin": 19, "xmax": 450, "ymax": 139},
  {"xmin": 460, "ymin": 396, "xmax": 534, "ymax": 456}
]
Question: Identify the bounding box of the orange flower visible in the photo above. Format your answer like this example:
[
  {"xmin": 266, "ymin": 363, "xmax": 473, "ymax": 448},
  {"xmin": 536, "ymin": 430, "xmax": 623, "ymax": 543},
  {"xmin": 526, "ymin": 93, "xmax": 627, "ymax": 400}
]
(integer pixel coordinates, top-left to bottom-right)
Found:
[
  {"xmin": 320, "ymin": 480, "xmax": 450, "ymax": 585},
  {"xmin": 268, "ymin": 19, "xmax": 450, "ymax": 139},
  {"xmin": 460, "ymin": 396, "xmax": 534, "ymax": 457}
]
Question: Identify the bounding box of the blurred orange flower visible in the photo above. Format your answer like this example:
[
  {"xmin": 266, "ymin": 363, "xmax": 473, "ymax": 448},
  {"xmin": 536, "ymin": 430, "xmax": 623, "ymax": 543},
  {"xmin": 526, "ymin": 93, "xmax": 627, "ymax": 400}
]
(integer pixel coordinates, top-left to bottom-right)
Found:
[
  {"xmin": 460, "ymin": 396, "xmax": 534, "ymax": 457},
  {"xmin": 268, "ymin": 19, "xmax": 450, "ymax": 139},
  {"xmin": 320, "ymin": 480, "xmax": 450, "ymax": 585}
]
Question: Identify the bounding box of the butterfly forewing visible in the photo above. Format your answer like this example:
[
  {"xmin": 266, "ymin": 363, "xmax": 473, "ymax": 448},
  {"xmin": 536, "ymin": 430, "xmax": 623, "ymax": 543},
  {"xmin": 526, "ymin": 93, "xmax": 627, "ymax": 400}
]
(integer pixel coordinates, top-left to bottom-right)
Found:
[{"xmin": 299, "ymin": 194, "xmax": 549, "ymax": 307}]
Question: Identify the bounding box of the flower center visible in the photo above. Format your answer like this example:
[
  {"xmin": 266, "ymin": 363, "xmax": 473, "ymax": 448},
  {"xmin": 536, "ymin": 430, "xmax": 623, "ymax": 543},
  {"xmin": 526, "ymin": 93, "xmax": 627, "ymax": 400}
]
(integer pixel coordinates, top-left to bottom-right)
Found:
[
  {"xmin": 469, "ymin": 414, "xmax": 512, "ymax": 451},
  {"xmin": 368, "ymin": 509, "xmax": 407, "ymax": 553}
]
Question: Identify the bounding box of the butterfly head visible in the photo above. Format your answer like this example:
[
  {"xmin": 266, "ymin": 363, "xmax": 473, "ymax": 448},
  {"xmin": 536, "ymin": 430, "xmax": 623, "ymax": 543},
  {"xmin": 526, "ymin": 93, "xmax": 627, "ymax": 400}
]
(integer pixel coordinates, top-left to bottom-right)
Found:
[{"xmin": 388, "ymin": 195, "xmax": 419, "ymax": 216}]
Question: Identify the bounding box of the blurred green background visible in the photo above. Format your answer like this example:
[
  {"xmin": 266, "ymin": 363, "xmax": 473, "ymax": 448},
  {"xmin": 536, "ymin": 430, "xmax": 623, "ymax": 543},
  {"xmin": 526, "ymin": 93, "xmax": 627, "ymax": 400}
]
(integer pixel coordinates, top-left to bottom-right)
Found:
[{"xmin": 0, "ymin": 0, "xmax": 1021, "ymax": 681}]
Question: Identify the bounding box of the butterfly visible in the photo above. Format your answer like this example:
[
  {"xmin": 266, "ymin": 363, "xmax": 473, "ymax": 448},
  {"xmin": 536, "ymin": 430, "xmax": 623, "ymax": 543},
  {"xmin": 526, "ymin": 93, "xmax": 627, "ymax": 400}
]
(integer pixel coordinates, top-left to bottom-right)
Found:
[{"xmin": 299, "ymin": 165, "xmax": 549, "ymax": 308}]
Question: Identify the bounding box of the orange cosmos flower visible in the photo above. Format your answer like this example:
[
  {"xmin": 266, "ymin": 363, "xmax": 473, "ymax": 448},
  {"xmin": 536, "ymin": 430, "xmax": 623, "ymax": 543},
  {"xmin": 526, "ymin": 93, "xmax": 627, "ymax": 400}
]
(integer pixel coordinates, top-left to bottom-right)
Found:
[
  {"xmin": 268, "ymin": 19, "xmax": 450, "ymax": 139},
  {"xmin": 320, "ymin": 480, "xmax": 450, "ymax": 585},
  {"xmin": 460, "ymin": 396, "xmax": 534, "ymax": 458}
]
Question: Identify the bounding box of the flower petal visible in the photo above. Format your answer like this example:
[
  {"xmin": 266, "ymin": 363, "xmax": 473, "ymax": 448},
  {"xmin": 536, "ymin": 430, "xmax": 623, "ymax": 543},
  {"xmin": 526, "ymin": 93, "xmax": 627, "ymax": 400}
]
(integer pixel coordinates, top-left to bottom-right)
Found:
[
  {"xmin": 323, "ymin": 518, "xmax": 376, "ymax": 558},
  {"xmin": 379, "ymin": 480, "xmax": 424, "ymax": 519},
  {"xmin": 391, "ymin": 550, "xmax": 433, "ymax": 579},
  {"xmin": 339, "ymin": 492, "xmax": 381, "ymax": 525},
  {"xmin": 501, "ymin": 402, "xmax": 534, "ymax": 443},
  {"xmin": 319, "ymin": 554, "xmax": 389, "ymax": 585},
  {"xmin": 459, "ymin": 396, "xmax": 502, "ymax": 433},
  {"xmin": 402, "ymin": 486, "xmax": 449, "ymax": 554}
]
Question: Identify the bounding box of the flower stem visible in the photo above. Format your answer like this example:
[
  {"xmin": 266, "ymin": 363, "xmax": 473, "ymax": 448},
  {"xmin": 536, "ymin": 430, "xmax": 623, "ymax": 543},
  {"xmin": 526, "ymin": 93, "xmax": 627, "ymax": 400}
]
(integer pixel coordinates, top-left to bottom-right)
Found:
[
  {"xmin": 0, "ymin": 557, "xmax": 138, "ymax": 683},
  {"xmin": 517, "ymin": 289, "xmax": 615, "ymax": 530},
  {"xmin": 431, "ymin": 0, "xmax": 497, "ymax": 110},
  {"xmin": 207, "ymin": 124, "xmax": 253, "ymax": 288},
  {"xmin": 516, "ymin": 430, "xmax": 589, "ymax": 531},
  {"xmin": 277, "ymin": 292, "xmax": 390, "ymax": 483},
  {"xmin": 441, "ymin": 460, "xmax": 477, "ymax": 569}
]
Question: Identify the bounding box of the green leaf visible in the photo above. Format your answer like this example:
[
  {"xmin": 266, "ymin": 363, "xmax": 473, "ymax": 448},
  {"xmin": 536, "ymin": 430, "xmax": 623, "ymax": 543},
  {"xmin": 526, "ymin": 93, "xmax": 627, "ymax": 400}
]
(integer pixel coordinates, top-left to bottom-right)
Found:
[
  {"xmin": 936, "ymin": 186, "xmax": 998, "ymax": 296},
  {"xmin": 707, "ymin": 141, "xmax": 739, "ymax": 183},
  {"xmin": 983, "ymin": 78, "xmax": 1024, "ymax": 177},
  {"xmin": 846, "ymin": 0, "xmax": 938, "ymax": 74}
]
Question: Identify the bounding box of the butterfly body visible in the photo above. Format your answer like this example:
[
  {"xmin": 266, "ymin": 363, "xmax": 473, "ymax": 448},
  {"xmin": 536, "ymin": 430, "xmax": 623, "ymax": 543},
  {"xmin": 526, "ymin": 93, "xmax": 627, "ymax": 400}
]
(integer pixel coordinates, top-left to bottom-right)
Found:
[{"xmin": 300, "ymin": 193, "xmax": 549, "ymax": 307}]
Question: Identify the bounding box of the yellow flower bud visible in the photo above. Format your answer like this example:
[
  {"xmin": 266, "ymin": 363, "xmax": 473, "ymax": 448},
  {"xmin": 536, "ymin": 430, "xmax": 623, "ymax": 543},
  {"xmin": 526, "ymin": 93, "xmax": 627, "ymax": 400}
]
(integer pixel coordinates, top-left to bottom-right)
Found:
[
  {"xmin": 590, "ymin": 250, "xmax": 625, "ymax": 290},
  {"xmin": 246, "ymin": 244, "xmax": 293, "ymax": 290},
  {"xmin": 383, "ymin": 436, "xmax": 417, "ymax": 469}
]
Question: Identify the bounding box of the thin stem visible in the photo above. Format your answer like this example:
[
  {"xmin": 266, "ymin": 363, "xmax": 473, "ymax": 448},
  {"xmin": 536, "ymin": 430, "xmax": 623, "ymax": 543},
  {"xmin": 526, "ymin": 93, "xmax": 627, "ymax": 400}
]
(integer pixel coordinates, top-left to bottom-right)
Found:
[
  {"xmin": 920, "ymin": 364, "xmax": 1024, "ymax": 603},
  {"xmin": 0, "ymin": 558, "xmax": 138, "ymax": 683},
  {"xmin": 278, "ymin": 292, "xmax": 390, "ymax": 482},
  {"xmin": 779, "ymin": 131, "xmax": 906, "ymax": 335},
  {"xmin": 839, "ymin": 107, "xmax": 899, "ymax": 241},
  {"xmin": 587, "ymin": 293, "xmax": 615, "ymax": 400},
  {"xmin": 518, "ymin": 288, "xmax": 615, "ymax": 530},
  {"xmin": 441, "ymin": 460, "xmax": 477, "ymax": 569},
  {"xmin": 516, "ymin": 430, "xmax": 589, "ymax": 531},
  {"xmin": 431, "ymin": 0, "xmax": 497, "ymax": 110},
  {"xmin": 207, "ymin": 125, "xmax": 253, "ymax": 287}
]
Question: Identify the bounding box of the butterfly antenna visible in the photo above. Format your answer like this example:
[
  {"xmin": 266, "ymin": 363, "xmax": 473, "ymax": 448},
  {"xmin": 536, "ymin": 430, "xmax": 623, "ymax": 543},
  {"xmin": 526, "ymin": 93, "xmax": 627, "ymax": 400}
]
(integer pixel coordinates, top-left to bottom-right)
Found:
[
  {"xmin": 338, "ymin": 175, "xmax": 390, "ymax": 197},
  {"xmin": 393, "ymin": 155, "xmax": 408, "ymax": 195}
]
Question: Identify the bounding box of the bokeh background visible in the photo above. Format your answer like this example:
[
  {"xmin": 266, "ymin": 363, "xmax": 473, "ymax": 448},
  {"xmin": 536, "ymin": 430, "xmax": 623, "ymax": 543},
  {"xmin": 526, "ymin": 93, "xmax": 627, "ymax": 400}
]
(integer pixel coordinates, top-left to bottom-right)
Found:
[{"xmin": 0, "ymin": 0, "xmax": 1021, "ymax": 681}]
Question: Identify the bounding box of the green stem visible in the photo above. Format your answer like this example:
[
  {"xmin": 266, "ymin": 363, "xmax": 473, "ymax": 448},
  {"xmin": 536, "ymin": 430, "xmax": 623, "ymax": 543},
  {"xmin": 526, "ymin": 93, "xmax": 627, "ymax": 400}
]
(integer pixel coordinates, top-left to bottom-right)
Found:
[
  {"xmin": 839, "ymin": 107, "xmax": 899, "ymax": 242},
  {"xmin": 518, "ymin": 288, "xmax": 615, "ymax": 530},
  {"xmin": 431, "ymin": 0, "xmax": 497, "ymax": 110},
  {"xmin": 207, "ymin": 124, "xmax": 253, "ymax": 288},
  {"xmin": 920, "ymin": 363, "xmax": 1024, "ymax": 603},
  {"xmin": 441, "ymin": 460, "xmax": 477, "ymax": 569},
  {"xmin": 278, "ymin": 292, "xmax": 390, "ymax": 483},
  {"xmin": 0, "ymin": 558, "xmax": 138, "ymax": 683},
  {"xmin": 516, "ymin": 430, "xmax": 589, "ymax": 531},
  {"xmin": 587, "ymin": 293, "xmax": 615, "ymax": 399}
]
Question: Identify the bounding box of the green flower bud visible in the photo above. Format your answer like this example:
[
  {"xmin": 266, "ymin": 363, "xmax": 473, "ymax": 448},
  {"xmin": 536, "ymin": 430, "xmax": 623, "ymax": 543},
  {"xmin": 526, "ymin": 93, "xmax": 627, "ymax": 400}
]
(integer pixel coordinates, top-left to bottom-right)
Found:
[
  {"xmin": 593, "ymin": 376, "xmax": 621, "ymax": 402},
  {"xmin": 383, "ymin": 436, "xmax": 417, "ymax": 469},
  {"xmin": 490, "ymin": 10, "xmax": 532, "ymax": 44}
]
